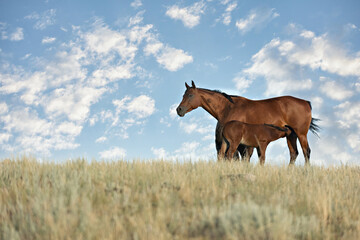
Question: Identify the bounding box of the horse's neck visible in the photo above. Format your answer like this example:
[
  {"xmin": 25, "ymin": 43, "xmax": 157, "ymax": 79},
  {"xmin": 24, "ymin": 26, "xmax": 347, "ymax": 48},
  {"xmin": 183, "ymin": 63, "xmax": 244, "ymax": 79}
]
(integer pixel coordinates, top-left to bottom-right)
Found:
[{"xmin": 198, "ymin": 89, "xmax": 231, "ymax": 121}]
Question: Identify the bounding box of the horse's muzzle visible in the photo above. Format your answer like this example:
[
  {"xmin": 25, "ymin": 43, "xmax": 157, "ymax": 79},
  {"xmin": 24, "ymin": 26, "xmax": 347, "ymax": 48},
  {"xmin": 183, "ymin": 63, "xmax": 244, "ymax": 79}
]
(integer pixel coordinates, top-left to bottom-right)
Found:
[{"xmin": 176, "ymin": 106, "xmax": 185, "ymax": 117}]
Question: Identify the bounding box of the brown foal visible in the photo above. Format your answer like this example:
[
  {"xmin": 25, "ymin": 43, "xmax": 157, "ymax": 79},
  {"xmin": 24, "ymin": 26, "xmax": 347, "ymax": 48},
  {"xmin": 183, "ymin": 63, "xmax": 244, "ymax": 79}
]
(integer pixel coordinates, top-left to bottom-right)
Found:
[{"xmin": 220, "ymin": 121, "xmax": 291, "ymax": 165}]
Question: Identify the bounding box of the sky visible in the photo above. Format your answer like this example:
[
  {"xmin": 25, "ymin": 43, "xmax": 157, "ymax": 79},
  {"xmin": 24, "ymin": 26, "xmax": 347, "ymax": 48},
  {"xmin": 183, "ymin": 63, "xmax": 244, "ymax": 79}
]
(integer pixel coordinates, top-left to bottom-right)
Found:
[{"xmin": 0, "ymin": 0, "xmax": 359, "ymax": 165}]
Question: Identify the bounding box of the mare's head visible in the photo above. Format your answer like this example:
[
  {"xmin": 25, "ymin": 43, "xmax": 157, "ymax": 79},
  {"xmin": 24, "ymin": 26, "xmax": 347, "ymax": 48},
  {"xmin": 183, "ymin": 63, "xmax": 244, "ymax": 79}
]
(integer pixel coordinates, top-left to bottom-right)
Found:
[{"xmin": 177, "ymin": 81, "xmax": 202, "ymax": 117}]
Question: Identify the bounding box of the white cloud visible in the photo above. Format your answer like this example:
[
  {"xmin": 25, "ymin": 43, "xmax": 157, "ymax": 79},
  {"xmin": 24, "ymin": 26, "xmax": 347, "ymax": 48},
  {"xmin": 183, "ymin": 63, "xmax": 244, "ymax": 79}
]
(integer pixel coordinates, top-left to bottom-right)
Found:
[
  {"xmin": 0, "ymin": 67, "xmax": 47, "ymax": 105},
  {"xmin": 174, "ymin": 141, "xmax": 215, "ymax": 160},
  {"xmin": 95, "ymin": 136, "xmax": 107, "ymax": 143},
  {"xmin": 232, "ymin": 76, "xmax": 253, "ymax": 94},
  {"xmin": 127, "ymin": 95, "xmax": 156, "ymax": 118},
  {"xmin": 288, "ymin": 34, "xmax": 360, "ymax": 77},
  {"xmin": 169, "ymin": 103, "xmax": 178, "ymax": 119},
  {"xmin": 0, "ymin": 102, "xmax": 8, "ymax": 114},
  {"xmin": 0, "ymin": 22, "xmax": 8, "ymax": 40},
  {"xmin": 56, "ymin": 121, "xmax": 83, "ymax": 136},
  {"xmin": 335, "ymin": 101, "xmax": 360, "ymax": 129},
  {"xmin": 236, "ymin": 13, "xmax": 256, "ymax": 31},
  {"xmin": 45, "ymin": 50, "xmax": 87, "ymax": 87},
  {"xmin": 10, "ymin": 27, "xmax": 24, "ymax": 41},
  {"xmin": 218, "ymin": 1, "xmax": 237, "ymax": 25},
  {"xmin": 312, "ymin": 135, "xmax": 353, "ymax": 165},
  {"xmin": 144, "ymin": 42, "xmax": 164, "ymax": 56},
  {"xmin": 92, "ymin": 95, "xmax": 156, "ymax": 140},
  {"xmin": 1, "ymin": 108, "xmax": 52, "ymax": 136},
  {"xmin": 166, "ymin": 1, "xmax": 205, "ymax": 28},
  {"xmin": 128, "ymin": 24, "xmax": 153, "ymax": 43},
  {"xmin": 113, "ymin": 95, "xmax": 155, "ymax": 119},
  {"xmin": 234, "ymin": 38, "xmax": 312, "ymax": 96},
  {"xmin": 334, "ymin": 101, "xmax": 360, "ymax": 153},
  {"xmin": 128, "ymin": 10, "xmax": 145, "ymax": 26},
  {"xmin": 90, "ymin": 64, "xmax": 133, "ymax": 87},
  {"xmin": 320, "ymin": 80, "xmax": 353, "ymax": 101},
  {"xmin": 0, "ymin": 133, "xmax": 11, "ymax": 144},
  {"xmin": 347, "ymin": 134, "xmax": 360, "ymax": 151},
  {"xmin": 155, "ymin": 46, "xmax": 193, "ymax": 71},
  {"xmin": 21, "ymin": 54, "xmax": 31, "ymax": 60},
  {"xmin": 175, "ymin": 141, "xmax": 200, "ymax": 155},
  {"xmin": 225, "ymin": 2, "xmax": 237, "ymax": 13},
  {"xmin": 144, "ymin": 40, "xmax": 193, "ymax": 71},
  {"xmin": 152, "ymin": 141, "xmax": 215, "ymax": 161},
  {"xmin": 99, "ymin": 146, "xmax": 126, "ymax": 159},
  {"xmin": 25, "ymin": 9, "xmax": 56, "ymax": 30},
  {"xmin": 82, "ymin": 19, "xmax": 137, "ymax": 60},
  {"xmin": 234, "ymin": 27, "xmax": 360, "ymax": 96},
  {"xmin": 0, "ymin": 12, "xmax": 193, "ymax": 156},
  {"xmin": 300, "ymin": 30, "xmax": 315, "ymax": 39},
  {"xmin": 45, "ymin": 84, "xmax": 106, "ymax": 122},
  {"xmin": 131, "ymin": 0, "xmax": 142, "ymax": 9},
  {"xmin": 310, "ymin": 96, "xmax": 324, "ymax": 110},
  {"xmin": 151, "ymin": 147, "xmax": 167, "ymax": 159},
  {"xmin": 0, "ymin": 24, "xmax": 23, "ymax": 41},
  {"xmin": 179, "ymin": 120, "xmax": 213, "ymax": 135},
  {"xmin": 82, "ymin": 17, "xmax": 192, "ymax": 72},
  {"xmin": 0, "ymin": 107, "xmax": 81, "ymax": 155},
  {"xmin": 112, "ymin": 96, "xmax": 132, "ymax": 114},
  {"xmin": 42, "ymin": 36, "xmax": 56, "ymax": 44},
  {"xmin": 236, "ymin": 8, "xmax": 279, "ymax": 33}
]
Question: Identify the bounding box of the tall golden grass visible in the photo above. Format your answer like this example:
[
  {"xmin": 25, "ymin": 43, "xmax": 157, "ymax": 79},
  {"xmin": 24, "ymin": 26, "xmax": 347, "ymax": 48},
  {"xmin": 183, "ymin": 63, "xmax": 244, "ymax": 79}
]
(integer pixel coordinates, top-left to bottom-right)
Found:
[{"xmin": 1, "ymin": 156, "xmax": 359, "ymax": 239}]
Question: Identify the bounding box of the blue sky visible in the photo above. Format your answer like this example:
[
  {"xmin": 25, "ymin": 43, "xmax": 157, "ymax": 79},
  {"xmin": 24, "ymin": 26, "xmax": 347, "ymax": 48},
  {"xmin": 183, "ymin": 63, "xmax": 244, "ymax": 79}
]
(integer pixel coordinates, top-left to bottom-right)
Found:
[{"xmin": 0, "ymin": 0, "xmax": 359, "ymax": 165}]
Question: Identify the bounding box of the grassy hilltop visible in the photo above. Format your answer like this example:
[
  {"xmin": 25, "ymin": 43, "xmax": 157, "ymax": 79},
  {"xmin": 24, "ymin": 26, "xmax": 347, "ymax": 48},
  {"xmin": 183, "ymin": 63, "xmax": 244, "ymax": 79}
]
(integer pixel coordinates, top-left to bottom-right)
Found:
[{"xmin": 1, "ymin": 157, "xmax": 360, "ymax": 239}]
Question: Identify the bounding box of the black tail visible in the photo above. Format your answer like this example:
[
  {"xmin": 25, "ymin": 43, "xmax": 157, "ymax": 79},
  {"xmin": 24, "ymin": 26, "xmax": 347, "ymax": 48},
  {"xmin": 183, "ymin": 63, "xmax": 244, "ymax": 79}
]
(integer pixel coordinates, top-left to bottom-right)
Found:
[{"xmin": 310, "ymin": 118, "xmax": 321, "ymax": 138}]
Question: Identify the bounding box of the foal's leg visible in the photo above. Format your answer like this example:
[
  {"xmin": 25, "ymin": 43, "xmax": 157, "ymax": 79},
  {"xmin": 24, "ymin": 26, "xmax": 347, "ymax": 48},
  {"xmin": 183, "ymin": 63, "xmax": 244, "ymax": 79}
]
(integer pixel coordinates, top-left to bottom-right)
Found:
[
  {"xmin": 257, "ymin": 142, "xmax": 268, "ymax": 165},
  {"xmin": 286, "ymin": 131, "xmax": 299, "ymax": 165},
  {"xmin": 216, "ymin": 122, "xmax": 238, "ymax": 160},
  {"xmin": 245, "ymin": 147, "xmax": 254, "ymax": 162},
  {"xmin": 227, "ymin": 141, "xmax": 239, "ymax": 161}
]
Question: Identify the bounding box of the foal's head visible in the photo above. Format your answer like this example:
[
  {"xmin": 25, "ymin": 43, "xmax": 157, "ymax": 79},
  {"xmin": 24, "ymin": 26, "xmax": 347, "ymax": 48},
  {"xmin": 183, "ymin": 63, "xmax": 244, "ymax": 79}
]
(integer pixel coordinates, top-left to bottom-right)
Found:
[{"xmin": 177, "ymin": 81, "xmax": 201, "ymax": 117}]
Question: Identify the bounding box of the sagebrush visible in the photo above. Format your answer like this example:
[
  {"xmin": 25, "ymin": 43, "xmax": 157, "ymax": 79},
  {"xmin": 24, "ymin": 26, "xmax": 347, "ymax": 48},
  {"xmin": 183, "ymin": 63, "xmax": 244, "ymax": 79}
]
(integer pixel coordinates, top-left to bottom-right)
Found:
[{"xmin": 1, "ymin": 157, "xmax": 359, "ymax": 239}]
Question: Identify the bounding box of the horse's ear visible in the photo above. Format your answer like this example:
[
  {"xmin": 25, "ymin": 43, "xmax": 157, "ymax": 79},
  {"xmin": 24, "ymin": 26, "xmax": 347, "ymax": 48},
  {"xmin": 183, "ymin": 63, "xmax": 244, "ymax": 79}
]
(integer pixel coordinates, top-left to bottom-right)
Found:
[
  {"xmin": 185, "ymin": 82, "xmax": 190, "ymax": 89},
  {"xmin": 191, "ymin": 80, "xmax": 196, "ymax": 88}
]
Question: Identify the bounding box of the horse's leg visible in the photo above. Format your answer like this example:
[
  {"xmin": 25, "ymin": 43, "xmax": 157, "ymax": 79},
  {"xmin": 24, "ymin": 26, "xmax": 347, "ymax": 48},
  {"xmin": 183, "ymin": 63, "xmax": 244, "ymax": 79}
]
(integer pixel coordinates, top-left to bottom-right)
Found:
[
  {"xmin": 256, "ymin": 147, "xmax": 261, "ymax": 159},
  {"xmin": 286, "ymin": 132, "xmax": 299, "ymax": 165},
  {"xmin": 232, "ymin": 150, "xmax": 240, "ymax": 160},
  {"xmin": 215, "ymin": 122, "xmax": 223, "ymax": 160},
  {"xmin": 298, "ymin": 134, "xmax": 311, "ymax": 165},
  {"xmin": 237, "ymin": 145, "xmax": 252, "ymax": 162},
  {"xmin": 219, "ymin": 138, "xmax": 228, "ymax": 161}
]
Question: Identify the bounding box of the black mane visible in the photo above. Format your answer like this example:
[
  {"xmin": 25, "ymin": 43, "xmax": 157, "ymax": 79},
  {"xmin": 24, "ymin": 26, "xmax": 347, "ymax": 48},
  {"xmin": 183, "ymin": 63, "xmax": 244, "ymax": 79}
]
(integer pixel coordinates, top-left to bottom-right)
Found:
[{"xmin": 213, "ymin": 90, "xmax": 235, "ymax": 103}]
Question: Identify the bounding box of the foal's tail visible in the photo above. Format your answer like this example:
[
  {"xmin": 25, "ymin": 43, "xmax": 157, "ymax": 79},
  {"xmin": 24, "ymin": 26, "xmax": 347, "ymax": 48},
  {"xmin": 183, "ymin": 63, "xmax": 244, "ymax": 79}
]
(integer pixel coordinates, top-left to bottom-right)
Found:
[
  {"xmin": 264, "ymin": 124, "xmax": 289, "ymax": 132},
  {"xmin": 309, "ymin": 118, "xmax": 321, "ymax": 138}
]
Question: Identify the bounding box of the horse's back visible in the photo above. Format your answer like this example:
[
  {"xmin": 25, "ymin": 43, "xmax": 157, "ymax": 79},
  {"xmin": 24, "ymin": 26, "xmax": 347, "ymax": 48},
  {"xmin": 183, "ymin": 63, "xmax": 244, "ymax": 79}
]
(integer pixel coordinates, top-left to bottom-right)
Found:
[{"xmin": 228, "ymin": 95, "xmax": 312, "ymax": 132}]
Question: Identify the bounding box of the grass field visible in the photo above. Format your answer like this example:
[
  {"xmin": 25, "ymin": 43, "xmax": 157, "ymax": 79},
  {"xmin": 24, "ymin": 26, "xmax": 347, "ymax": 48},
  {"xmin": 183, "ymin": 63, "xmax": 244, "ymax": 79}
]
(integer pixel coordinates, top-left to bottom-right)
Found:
[{"xmin": 1, "ymin": 157, "xmax": 360, "ymax": 239}]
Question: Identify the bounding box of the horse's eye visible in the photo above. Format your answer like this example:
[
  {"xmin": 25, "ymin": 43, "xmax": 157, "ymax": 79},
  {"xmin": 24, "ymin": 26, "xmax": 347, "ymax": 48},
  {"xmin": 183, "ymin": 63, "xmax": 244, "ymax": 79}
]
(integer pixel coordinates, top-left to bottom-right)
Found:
[{"xmin": 188, "ymin": 94, "xmax": 193, "ymax": 98}]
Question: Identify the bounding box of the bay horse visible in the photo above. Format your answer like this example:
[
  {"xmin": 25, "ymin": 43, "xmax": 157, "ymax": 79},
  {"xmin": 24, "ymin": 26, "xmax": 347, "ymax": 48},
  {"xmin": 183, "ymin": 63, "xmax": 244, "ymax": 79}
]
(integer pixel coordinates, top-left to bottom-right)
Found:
[
  {"xmin": 176, "ymin": 81, "xmax": 320, "ymax": 164},
  {"xmin": 221, "ymin": 121, "xmax": 291, "ymax": 165}
]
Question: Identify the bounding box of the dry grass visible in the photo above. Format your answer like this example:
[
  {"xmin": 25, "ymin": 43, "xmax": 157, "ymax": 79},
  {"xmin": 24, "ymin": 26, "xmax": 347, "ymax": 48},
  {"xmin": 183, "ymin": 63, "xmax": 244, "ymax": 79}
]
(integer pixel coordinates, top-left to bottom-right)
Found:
[{"xmin": 1, "ymin": 156, "xmax": 360, "ymax": 239}]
